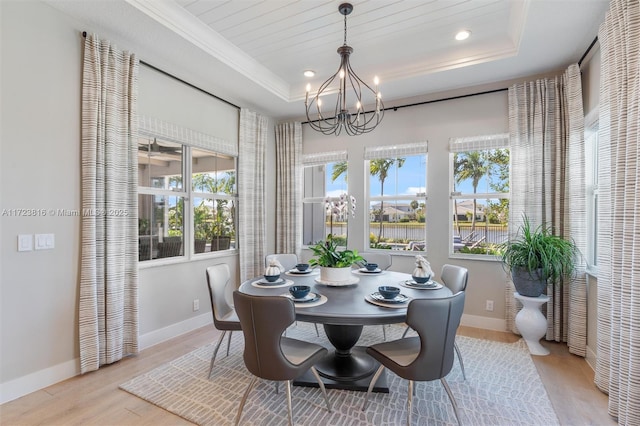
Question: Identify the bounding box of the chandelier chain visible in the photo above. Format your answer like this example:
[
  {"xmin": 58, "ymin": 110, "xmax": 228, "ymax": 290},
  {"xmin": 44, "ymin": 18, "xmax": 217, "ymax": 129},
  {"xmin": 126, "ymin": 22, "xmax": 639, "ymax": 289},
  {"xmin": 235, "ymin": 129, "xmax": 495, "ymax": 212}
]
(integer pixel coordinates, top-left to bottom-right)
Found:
[{"xmin": 344, "ymin": 14, "xmax": 348, "ymax": 46}]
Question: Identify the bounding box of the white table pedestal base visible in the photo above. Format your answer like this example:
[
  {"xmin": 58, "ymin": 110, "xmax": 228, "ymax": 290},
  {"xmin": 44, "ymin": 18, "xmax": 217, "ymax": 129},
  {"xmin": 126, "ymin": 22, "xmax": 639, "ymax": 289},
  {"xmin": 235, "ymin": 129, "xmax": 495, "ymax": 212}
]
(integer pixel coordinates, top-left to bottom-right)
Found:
[{"xmin": 514, "ymin": 292, "xmax": 550, "ymax": 356}]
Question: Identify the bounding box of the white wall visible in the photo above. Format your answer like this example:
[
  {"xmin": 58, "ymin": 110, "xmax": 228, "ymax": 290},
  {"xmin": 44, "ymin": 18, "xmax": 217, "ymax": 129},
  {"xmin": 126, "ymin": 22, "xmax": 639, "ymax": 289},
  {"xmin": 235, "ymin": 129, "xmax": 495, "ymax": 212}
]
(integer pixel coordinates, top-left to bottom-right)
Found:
[
  {"xmin": 1, "ymin": 0, "xmax": 84, "ymax": 398},
  {"xmin": 301, "ymin": 90, "xmax": 510, "ymax": 330},
  {"xmin": 0, "ymin": 0, "xmax": 267, "ymax": 403}
]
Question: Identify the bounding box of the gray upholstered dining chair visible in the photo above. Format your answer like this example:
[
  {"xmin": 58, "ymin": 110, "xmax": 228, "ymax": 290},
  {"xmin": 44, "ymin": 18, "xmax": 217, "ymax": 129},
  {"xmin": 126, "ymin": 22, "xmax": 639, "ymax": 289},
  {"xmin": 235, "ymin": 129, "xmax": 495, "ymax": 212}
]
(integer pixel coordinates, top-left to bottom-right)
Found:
[
  {"xmin": 205, "ymin": 264, "xmax": 242, "ymax": 379},
  {"xmin": 265, "ymin": 253, "xmax": 298, "ymax": 272},
  {"xmin": 402, "ymin": 263, "xmax": 469, "ymax": 380},
  {"xmin": 363, "ymin": 292, "xmax": 466, "ymax": 426},
  {"xmin": 359, "ymin": 252, "xmax": 392, "ymax": 270},
  {"xmin": 232, "ymin": 291, "xmax": 332, "ymax": 426}
]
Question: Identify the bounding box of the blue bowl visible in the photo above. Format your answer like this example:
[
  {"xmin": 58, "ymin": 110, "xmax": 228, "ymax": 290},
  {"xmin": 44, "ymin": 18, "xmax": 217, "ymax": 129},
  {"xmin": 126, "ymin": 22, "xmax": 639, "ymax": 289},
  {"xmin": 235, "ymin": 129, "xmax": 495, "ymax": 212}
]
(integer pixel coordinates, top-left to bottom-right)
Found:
[
  {"xmin": 365, "ymin": 263, "xmax": 379, "ymax": 271},
  {"xmin": 378, "ymin": 286, "xmax": 400, "ymax": 299},
  {"xmin": 264, "ymin": 274, "xmax": 281, "ymax": 282},
  {"xmin": 295, "ymin": 263, "xmax": 310, "ymax": 272},
  {"xmin": 289, "ymin": 285, "xmax": 311, "ymax": 299},
  {"xmin": 412, "ymin": 275, "xmax": 430, "ymax": 284}
]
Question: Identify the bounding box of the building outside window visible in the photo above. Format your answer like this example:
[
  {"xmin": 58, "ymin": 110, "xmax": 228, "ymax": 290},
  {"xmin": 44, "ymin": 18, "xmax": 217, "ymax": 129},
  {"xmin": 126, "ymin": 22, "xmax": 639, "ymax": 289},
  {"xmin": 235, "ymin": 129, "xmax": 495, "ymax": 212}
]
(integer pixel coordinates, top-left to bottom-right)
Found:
[
  {"xmin": 449, "ymin": 134, "xmax": 510, "ymax": 257},
  {"xmin": 137, "ymin": 133, "xmax": 237, "ymax": 262}
]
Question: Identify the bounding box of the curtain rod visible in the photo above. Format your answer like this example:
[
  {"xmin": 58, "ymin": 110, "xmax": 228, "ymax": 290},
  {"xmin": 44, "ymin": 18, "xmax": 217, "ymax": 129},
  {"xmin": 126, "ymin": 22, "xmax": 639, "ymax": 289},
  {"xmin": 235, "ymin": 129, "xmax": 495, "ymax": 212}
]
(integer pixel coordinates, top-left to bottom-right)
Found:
[
  {"xmin": 81, "ymin": 31, "xmax": 240, "ymax": 110},
  {"xmin": 578, "ymin": 36, "xmax": 599, "ymax": 67},
  {"xmin": 301, "ymin": 87, "xmax": 508, "ymax": 125},
  {"xmin": 303, "ymin": 34, "xmax": 601, "ymax": 125}
]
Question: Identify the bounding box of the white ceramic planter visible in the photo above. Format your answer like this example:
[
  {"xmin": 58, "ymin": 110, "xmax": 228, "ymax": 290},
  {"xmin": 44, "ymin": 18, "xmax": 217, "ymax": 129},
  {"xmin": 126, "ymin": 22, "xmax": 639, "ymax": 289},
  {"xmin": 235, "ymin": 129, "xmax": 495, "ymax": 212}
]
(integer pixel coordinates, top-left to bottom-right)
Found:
[{"xmin": 320, "ymin": 266, "xmax": 353, "ymax": 283}]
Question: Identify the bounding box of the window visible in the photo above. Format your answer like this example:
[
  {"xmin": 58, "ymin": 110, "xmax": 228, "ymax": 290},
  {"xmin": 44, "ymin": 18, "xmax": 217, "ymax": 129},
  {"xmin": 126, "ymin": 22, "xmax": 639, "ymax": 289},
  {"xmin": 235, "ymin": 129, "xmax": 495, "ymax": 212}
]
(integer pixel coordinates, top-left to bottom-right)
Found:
[
  {"xmin": 365, "ymin": 143, "xmax": 428, "ymax": 252},
  {"xmin": 449, "ymin": 134, "xmax": 509, "ymax": 257},
  {"xmin": 585, "ymin": 120, "xmax": 599, "ymax": 269},
  {"xmin": 302, "ymin": 151, "xmax": 348, "ymax": 246},
  {"xmin": 137, "ymin": 132, "xmax": 238, "ymax": 262}
]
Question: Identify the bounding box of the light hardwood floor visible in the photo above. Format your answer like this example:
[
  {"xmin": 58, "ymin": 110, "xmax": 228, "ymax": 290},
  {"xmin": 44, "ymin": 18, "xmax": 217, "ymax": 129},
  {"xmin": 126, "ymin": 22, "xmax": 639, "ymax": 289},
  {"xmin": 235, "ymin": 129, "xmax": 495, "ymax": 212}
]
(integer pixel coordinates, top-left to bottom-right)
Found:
[{"xmin": 1, "ymin": 325, "xmax": 616, "ymax": 425}]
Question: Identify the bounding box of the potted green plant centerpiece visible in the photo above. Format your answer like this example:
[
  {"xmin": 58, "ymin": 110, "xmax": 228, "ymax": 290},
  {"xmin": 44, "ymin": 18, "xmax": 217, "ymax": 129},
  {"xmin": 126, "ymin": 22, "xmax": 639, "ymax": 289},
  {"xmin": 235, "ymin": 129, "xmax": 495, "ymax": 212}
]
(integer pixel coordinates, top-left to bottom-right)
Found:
[
  {"xmin": 499, "ymin": 216, "xmax": 580, "ymax": 297},
  {"xmin": 309, "ymin": 234, "xmax": 364, "ymax": 283}
]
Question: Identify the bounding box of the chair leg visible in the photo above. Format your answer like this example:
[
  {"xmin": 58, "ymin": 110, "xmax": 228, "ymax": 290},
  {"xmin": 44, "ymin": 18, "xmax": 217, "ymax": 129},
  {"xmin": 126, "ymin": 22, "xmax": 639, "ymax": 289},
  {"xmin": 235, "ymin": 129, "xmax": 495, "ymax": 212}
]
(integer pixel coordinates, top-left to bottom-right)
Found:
[
  {"xmin": 382, "ymin": 325, "xmax": 387, "ymax": 341},
  {"xmin": 407, "ymin": 380, "xmax": 414, "ymax": 426},
  {"xmin": 235, "ymin": 376, "xmax": 258, "ymax": 426},
  {"xmin": 402, "ymin": 325, "xmax": 410, "ymax": 338},
  {"xmin": 310, "ymin": 366, "xmax": 332, "ymax": 412},
  {"xmin": 314, "ymin": 323, "xmax": 320, "ymax": 337},
  {"xmin": 209, "ymin": 330, "xmax": 227, "ymax": 378},
  {"xmin": 362, "ymin": 365, "xmax": 385, "ymax": 411},
  {"xmin": 440, "ymin": 377, "xmax": 462, "ymax": 426},
  {"xmin": 285, "ymin": 380, "xmax": 293, "ymax": 426},
  {"xmin": 454, "ymin": 340, "xmax": 466, "ymax": 380},
  {"xmin": 226, "ymin": 331, "xmax": 233, "ymax": 357}
]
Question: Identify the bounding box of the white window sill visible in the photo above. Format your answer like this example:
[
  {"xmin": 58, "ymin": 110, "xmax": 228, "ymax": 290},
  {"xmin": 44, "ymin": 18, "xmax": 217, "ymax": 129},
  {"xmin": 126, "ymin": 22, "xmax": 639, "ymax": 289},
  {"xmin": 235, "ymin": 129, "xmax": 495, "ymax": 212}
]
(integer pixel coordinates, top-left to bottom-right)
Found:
[
  {"xmin": 448, "ymin": 252, "xmax": 502, "ymax": 262},
  {"xmin": 138, "ymin": 249, "xmax": 238, "ymax": 269}
]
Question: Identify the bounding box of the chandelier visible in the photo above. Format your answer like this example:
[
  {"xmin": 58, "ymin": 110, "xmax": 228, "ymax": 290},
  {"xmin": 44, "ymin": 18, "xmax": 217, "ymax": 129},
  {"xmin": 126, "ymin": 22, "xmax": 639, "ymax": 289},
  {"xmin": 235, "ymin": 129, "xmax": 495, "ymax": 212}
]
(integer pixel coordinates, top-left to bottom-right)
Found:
[{"xmin": 304, "ymin": 3, "xmax": 384, "ymax": 136}]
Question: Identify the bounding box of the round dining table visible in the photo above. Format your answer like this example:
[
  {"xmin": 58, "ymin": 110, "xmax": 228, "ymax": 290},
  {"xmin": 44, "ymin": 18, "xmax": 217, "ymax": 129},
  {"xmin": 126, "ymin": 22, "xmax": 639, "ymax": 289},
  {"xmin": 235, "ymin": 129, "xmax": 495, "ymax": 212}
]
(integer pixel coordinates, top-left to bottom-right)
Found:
[{"xmin": 238, "ymin": 268, "xmax": 453, "ymax": 392}]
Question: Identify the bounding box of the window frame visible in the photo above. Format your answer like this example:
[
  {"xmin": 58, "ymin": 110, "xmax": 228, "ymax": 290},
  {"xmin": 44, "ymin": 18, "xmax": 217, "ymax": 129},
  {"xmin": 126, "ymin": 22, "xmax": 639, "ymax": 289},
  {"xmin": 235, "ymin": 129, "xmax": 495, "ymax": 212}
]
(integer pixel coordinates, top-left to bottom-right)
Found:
[
  {"xmin": 585, "ymin": 114, "xmax": 599, "ymax": 273},
  {"xmin": 301, "ymin": 151, "xmax": 349, "ymax": 247},
  {"xmin": 448, "ymin": 134, "xmax": 510, "ymax": 261},
  {"xmin": 364, "ymin": 143, "xmax": 428, "ymax": 253},
  {"xmin": 137, "ymin": 118, "xmax": 239, "ymax": 267}
]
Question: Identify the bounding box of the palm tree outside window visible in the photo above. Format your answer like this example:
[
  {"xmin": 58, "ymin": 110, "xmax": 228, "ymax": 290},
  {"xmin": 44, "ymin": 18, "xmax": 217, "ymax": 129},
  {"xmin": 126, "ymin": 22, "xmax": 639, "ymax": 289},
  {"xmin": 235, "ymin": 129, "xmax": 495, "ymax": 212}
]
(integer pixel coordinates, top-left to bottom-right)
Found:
[{"xmin": 449, "ymin": 134, "xmax": 510, "ymax": 257}]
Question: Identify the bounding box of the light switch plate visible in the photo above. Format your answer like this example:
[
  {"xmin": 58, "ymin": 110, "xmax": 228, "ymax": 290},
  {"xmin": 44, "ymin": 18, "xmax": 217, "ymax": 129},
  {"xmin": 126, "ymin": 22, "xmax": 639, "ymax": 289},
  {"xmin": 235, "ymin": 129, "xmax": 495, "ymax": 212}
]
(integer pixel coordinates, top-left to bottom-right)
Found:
[
  {"xmin": 18, "ymin": 234, "xmax": 33, "ymax": 252},
  {"xmin": 35, "ymin": 234, "xmax": 54, "ymax": 250}
]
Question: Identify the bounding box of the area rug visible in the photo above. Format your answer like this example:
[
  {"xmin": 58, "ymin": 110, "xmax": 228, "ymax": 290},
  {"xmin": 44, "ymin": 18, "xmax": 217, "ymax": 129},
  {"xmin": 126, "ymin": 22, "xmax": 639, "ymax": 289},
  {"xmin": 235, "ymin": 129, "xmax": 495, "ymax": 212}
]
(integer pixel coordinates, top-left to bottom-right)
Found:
[{"xmin": 120, "ymin": 324, "xmax": 559, "ymax": 425}]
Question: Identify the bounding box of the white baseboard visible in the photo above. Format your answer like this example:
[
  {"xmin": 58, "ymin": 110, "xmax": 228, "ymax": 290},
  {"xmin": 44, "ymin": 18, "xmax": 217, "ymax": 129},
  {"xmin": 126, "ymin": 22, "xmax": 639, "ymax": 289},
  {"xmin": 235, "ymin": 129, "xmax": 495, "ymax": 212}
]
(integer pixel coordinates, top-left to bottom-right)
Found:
[
  {"xmin": 0, "ymin": 313, "xmax": 213, "ymax": 405},
  {"xmin": 0, "ymin": 358, "xmax": 79, "ymax": 405},
  {"xmin": 461, "ymin": 313, "xmax": 507, "ymax": 332},
  {"xmin": 138, "ymin": 312, "xmax": 212, "ymax": 350}
]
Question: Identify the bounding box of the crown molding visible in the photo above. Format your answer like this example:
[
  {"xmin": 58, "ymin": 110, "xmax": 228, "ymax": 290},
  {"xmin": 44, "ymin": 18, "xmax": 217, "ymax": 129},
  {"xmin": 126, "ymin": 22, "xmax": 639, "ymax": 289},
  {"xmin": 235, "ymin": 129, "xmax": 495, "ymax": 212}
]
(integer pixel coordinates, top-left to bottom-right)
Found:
[{"xmin": 125, "ymin": 0, "xmax": 291, "ymax": 101}]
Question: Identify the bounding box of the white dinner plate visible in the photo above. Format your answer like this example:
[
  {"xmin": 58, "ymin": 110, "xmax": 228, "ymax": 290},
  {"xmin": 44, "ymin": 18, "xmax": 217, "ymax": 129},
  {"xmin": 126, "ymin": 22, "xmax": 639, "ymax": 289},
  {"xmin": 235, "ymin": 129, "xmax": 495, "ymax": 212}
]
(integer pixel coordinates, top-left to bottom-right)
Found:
[
  {"xmin": 283, "ymin": 292, "xmax": 320, "ymax": 303},
  {"xmin": 251, "ymin": 278, "xmax": 294, "ymax": 289},
  {"xmin": 399, "ymin": 280, "xmax": 443, "ymax": 290},
  {"xmin": 370, "ymin": 292, "xmax": 410, "ymax": 304},
  {"xmin": 358, "ymin": 267, "xmax": 382, "ymax": 273},
  {"xmin": 364, "ymin": 293, "xmax": 411, "ymax": 309}
]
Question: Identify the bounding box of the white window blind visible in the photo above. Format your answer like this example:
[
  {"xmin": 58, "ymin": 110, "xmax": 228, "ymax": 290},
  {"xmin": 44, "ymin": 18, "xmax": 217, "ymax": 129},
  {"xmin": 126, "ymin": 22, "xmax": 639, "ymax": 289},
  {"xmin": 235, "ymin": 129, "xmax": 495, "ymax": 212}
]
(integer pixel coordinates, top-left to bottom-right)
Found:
[
  {"xmin": 302, "ymin": 150, "xmax": 348, "ymax": 166},
  {"xmin": 139, "ymin": 115, "xmax": 238, "ymax": 157},
  {"xmin": 364, "ymin": 141, "xmax": 428, "ymax": 160},
  {"xmin": 448, "ymin": 133, "xmax": 509, "ymax": 152}
]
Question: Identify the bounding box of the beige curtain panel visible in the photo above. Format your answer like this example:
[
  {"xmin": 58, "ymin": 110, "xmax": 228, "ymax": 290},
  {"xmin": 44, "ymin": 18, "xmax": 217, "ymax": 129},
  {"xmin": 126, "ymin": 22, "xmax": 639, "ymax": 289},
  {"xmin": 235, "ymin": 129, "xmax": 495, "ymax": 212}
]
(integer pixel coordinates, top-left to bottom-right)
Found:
[
  {"xmin": 79, "ymin": 33, "xmax": 139, "ymax": 374},
  {"xmin": 275, "ymin": 122, "xmax": 302, "ymax": 256},
  {"xmin": 506, "ymin": 63, "xmax": 588, "ymax": 357},
  {"xmin": 594, "ymin": 0, "xmax": 640, "ymax": 423},
  {"xmin": 238, "ymin": 109, "xmax": 267, "ymax": 282}
]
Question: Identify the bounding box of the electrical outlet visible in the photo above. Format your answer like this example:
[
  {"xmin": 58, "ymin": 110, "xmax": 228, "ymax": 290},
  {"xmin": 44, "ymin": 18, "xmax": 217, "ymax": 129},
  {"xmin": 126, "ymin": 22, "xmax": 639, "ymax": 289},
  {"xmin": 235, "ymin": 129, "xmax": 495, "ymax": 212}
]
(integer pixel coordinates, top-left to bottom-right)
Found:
[
  {"xmin": 193, "ymin": 299, "xmax": 200, "ymax": 312},
  {"xmin": 485, "ymin": 299, "xmax": 494, "ymax": 312}
]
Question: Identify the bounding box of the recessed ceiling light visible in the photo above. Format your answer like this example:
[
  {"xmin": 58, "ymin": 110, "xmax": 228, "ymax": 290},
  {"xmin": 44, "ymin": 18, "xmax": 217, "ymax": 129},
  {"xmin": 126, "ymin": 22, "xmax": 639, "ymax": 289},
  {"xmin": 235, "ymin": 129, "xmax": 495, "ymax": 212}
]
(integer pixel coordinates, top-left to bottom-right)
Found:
[
  {"xmin": 303, "ymin": 70, "xmax": 315, "ymax": 77},
  {"xmin": 455, "ymin": 30, "xmax": 471, "ymax": 41}
]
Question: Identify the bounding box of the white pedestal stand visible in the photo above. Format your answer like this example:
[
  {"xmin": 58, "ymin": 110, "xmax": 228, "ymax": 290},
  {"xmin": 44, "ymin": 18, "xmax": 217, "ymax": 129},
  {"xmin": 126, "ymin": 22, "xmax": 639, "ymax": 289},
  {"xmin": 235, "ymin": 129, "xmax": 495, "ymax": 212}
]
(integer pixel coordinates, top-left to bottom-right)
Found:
[{"xmin": 514, "ymin": 292, "xmax": 550, "ymax": 356}]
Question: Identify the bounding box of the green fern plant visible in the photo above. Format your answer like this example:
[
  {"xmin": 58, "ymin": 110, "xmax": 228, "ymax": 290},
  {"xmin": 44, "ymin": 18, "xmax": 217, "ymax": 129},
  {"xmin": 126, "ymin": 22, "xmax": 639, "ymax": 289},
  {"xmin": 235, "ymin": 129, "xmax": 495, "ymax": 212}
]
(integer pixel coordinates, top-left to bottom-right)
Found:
[{"xmin": 499, "ymin": 216, "xmax": 580, "ymax": 281}]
